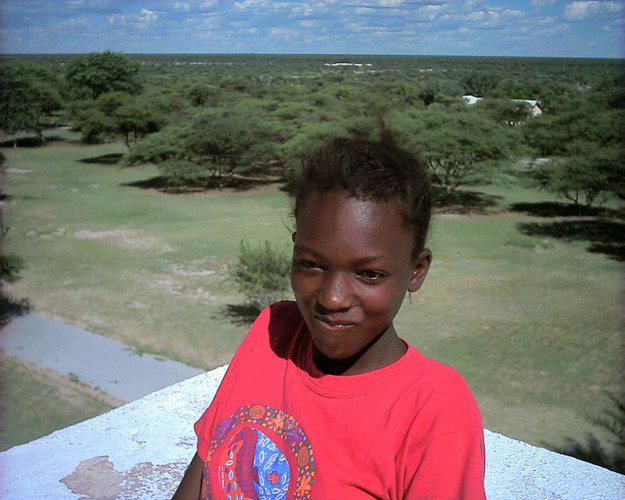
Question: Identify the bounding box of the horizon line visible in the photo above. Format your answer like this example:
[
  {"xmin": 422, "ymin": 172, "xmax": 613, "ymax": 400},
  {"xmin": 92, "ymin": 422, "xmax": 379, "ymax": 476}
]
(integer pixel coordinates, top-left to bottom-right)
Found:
[{"xmin": 1, "ymin": 51, "xmax": 622, "ymax": 61}]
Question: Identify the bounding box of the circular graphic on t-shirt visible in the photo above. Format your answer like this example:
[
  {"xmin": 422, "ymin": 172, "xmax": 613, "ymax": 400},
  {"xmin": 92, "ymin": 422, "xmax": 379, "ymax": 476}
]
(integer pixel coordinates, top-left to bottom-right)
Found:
[{"xmin": 202, "ymin": 404, "xmax": 315, "ymax": 500}]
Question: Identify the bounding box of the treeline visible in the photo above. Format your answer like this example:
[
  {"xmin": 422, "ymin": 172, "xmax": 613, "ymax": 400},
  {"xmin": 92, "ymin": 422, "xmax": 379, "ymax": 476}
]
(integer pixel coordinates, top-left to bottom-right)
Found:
[{"xmin": 1, "ymin": 51, "xmax": 623, "ymax": 205}]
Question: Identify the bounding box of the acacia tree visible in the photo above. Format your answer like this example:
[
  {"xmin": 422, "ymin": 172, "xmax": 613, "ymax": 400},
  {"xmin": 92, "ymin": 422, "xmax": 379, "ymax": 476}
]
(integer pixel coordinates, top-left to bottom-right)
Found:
[
  {"xmin": 523, "ymin": 90, "xmax": 624, "ymax": 207},
  {"xmin": 63, "ymin": 50, "xmax": 143, "ymax": 101},
  {"xmin": 0, "ymin": 62, "xmax": 62, "ymax": 144},
  {"xmin": 474, "ymin": 98, "xmax": 534, "ymax": 126},
  {"xmin": 406, "ymin": 109, "xmax": 513, "ymax": 194},
  {"xmin": 73, "ymin": 88, "xmax": 175, "ymax": 145},
  {"xmin": 128, "ymin": 108, "xmax": 280, "ymax": 187},
  {"xmin": 531, "ymin": 143, "xmax": 623, "ymax": 208}
]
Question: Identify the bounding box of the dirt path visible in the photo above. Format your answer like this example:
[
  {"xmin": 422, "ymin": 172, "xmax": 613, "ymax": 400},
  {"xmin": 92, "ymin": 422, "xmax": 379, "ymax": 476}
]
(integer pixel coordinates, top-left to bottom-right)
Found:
[{"xmin": 0, "ymin": 313, "xmax": 204, "ymax": 403}]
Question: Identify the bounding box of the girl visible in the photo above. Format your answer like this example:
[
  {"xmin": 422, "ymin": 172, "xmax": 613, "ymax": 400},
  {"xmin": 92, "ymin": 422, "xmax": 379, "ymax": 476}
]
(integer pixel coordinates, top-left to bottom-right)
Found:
[{"xmin": 173, "ymin": 138, "xmax": 485, "ymax": 499}]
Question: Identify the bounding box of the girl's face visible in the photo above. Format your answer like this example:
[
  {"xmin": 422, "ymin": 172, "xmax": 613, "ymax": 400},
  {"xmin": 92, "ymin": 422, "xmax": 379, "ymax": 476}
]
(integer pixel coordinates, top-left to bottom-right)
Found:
[{"xmin": 291, "ymin": 191, "xmax": 431, "ymax": 375}]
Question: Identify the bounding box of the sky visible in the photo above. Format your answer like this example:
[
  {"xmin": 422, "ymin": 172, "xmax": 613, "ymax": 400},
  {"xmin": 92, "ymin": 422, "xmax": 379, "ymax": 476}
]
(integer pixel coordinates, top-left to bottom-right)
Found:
[{"xmin": 0, "ymin": 1, "xmax": 623, "ymax": 58}]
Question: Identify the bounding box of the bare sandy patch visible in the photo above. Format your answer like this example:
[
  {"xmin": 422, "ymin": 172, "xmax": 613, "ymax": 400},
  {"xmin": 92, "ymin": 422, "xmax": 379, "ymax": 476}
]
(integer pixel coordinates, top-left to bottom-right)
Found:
[
  {"xmin": 6, "ymin": 168, "xmax": 34, "ymax": 174},
  {"xmin": 146, "ymin": 274, "xmax": 219, "ymax": 303},
  {"xmin": 73, "ymin": 229, "xmax": 172, "ymax": 252}
]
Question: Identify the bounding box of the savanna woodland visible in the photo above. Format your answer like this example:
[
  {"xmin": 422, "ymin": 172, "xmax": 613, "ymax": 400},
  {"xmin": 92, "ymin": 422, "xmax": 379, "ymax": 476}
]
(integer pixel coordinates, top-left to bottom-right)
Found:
[{"xmin": 1, "ymin": 52, "xmax": 623, "ymax": 472}]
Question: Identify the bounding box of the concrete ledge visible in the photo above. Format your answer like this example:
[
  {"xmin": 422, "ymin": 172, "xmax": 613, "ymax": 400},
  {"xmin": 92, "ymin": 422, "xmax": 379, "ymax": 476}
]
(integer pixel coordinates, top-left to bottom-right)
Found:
[{"xmin": 1, "ymin": 366, "xmax": 623, "ymax": 499}]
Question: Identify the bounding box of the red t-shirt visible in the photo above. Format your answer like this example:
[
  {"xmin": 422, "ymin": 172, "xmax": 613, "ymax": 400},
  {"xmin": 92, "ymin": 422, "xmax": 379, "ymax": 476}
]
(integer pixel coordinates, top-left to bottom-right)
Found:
[{"xmin": 195, "ymin": 301, "xmax": 485, "ymax": 499}]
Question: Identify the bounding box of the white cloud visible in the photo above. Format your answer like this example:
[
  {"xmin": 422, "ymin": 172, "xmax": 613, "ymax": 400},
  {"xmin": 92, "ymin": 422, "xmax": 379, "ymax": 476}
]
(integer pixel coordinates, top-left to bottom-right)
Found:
[
  {"xmin": 58, "ymin": 17, "xmax": 90, "ymax": 28},
  {"xmin": 415, "ymin": 4, "xmax": 449, "ymax": 21},
  {"xmin": 529, "ymin": 0, "xmax": 562, "ymax": 6},
  {"xmin": 202, "ymin": 16, "xmax": 220, "ymax": 28},
  {"xmin": 269, "ymin": 26, "xmax": 298, "ymax": 38},
  {"xmin": 563, "ymin": 1, "xmax": 622, "ymax": 21},
  {"xmin": 234, "ymin": 0, "xmax": 275, "ymax": 9},
  {"xmin": 375, "ymin": 0, "xmax": 405, "ymax": 6},
  {"xmin": 175, "ymin": 2, "xmax": 191, "ymax": 11},
  {"xmin": 460, "ymin": 7, "xmax": 523, "ymax": 28},
  {"xmin": 0, "ymin": 0, "xmax": 621, "ymax": 57},
  {"xmin": 537, "ymin": 16, "xmax": 558, "ymax": 25},
  {"xmin": 108, "ymin": 8, "xmax": 158, "ymax": 27},
  {"xmin": 533, "ymin": 22, "xmax": 570, "ymax": 36},
  {"xmin": 345, "ymin": 21, "xmax": 371, "ymax": 33},
  {"xmin": 290, "ymin": 3, "xmax": 316, "ymax": 17}
]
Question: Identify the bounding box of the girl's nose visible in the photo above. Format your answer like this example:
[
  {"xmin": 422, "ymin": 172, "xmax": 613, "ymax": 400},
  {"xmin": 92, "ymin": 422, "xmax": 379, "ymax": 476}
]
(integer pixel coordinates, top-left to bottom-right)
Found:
[{"xmin": 317, "ymin": 272, "xmax": 353, "ymax": 311}]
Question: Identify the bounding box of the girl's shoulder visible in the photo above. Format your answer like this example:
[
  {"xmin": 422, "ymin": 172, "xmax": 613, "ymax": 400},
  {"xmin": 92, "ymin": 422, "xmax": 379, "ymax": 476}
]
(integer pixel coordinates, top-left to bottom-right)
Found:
[
  {"xmin": 404, "ymin": 348, "xmax": 475, "ymax": 398},
  {"xmin": 402, "ymin": 348, "xmax": 482, "ymax": 426}
]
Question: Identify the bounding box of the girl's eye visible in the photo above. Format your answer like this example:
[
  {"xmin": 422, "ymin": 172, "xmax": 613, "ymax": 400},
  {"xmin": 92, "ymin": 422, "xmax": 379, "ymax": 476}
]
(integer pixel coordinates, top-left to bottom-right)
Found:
[
  {"xmin": 296, "ymin": 259, "xmax": 320, "ymax": 270},
  {"xmin": 359, "ymin": 270, "xmax": 386, "ymax": 282}
]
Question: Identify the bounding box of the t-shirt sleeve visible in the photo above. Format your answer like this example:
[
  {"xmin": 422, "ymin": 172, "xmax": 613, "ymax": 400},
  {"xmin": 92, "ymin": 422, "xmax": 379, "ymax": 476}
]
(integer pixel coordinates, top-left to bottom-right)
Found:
[
  {"xmin": 401, "ymin": 367, "xmax": 486, "ymax": 500},
  {"xmin": 194, "ymin": 304, "xmax": 273, "ymax": 461}
]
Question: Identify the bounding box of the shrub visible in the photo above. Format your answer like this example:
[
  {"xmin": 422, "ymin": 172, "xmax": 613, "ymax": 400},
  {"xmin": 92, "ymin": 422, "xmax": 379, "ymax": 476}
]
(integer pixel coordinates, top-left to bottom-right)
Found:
[
  {"xmin": 228, "ymin": 240, "xmax": 291, "ymax": 310},
  {"xmin": 0, "ymin": 253, "xmax": 25, "ymax": 283},
  {"xmin": 158, "ymin": 159, "xmax": 210, "ymax": 187}
]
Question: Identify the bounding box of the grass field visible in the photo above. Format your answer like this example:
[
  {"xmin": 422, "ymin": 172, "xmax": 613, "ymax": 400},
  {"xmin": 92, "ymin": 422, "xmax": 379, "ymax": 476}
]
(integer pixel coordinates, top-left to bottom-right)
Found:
[
  {"xmin": 1, "ymin": 133, "xmax": 623, "ymax": 451},
  {"xmin": 0, "ymin": 353, "xmax": 120, "ymax": 450}
]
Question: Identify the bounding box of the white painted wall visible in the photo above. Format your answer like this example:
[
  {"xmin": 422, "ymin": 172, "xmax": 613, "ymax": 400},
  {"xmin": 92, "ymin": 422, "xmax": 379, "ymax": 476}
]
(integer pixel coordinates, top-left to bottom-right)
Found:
[{"xmin": 1, "ymin": 366, "xmax": 623, "ymax": 499}]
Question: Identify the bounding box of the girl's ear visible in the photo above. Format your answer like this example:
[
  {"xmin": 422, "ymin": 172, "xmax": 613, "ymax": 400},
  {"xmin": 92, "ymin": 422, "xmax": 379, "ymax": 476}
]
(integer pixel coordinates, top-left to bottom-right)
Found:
[{"xmin": 408, "ymin": 249, "xmax": 432, "ymax": 293}]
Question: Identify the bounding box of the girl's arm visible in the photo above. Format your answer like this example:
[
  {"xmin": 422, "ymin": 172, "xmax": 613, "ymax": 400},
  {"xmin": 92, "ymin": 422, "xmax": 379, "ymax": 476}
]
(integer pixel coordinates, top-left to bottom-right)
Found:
[{"xmin": 171, "ymin": 453, "xmax": 203, "ymax": 500}]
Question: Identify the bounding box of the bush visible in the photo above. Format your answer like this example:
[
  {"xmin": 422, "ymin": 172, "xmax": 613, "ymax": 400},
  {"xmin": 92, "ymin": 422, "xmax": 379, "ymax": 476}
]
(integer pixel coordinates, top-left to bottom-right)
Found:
[
  {"xmin": 0, "ymin": 253, "xmax": 25, "ymax": 283},
  {"xmin": 158, "ymin": 159, "xmax": 211, "ymax": 187},
  {"xmin": 228, "ymin": 240, "xmax": 291, "ymax": 310}
]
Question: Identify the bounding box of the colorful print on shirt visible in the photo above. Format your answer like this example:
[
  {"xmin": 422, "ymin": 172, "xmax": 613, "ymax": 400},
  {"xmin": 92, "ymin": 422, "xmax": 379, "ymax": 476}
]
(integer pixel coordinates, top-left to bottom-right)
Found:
[{"xmin": 201, "ymin": 404, "xmax": 315, "ymax": 500}]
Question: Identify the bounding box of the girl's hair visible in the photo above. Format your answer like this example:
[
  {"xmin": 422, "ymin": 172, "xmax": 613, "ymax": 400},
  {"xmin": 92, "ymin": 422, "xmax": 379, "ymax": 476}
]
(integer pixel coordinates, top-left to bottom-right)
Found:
[{"xmin": 292, "ymin": 138, "xmax": 432, "ymax": 255}]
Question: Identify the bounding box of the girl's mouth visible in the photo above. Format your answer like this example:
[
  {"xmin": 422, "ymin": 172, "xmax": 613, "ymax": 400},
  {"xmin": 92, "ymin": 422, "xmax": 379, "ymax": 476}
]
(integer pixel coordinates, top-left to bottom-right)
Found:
[{"xmin": 314, "ymin": 315, "xmax": 355, "ymax": 330}]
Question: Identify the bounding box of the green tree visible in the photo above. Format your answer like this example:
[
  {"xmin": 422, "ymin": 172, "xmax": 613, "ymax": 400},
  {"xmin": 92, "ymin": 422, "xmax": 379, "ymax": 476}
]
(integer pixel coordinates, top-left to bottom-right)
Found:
[
  {"xmin": 0, "ymin": 62, "xmax": 62, "ymax": 144},
  {"xmin": 523, "ymin": 92, "xmax": 624, "ymax": 207},
  {"xmin": 0, "ymin": 194, "xmax": 28, "ymax": 325},
  {"xmin": 522, "ymin": 104, "xmax": 620, "ymax": 157},
  {"xmin": 419, "ymin": 77, "xmax": 463, "ymax": 106},
  {"xmin": 73, "ymin": 91, "xmax": 166, "ymax": 146},
  {"xmin": 406, "ymin": 109, "xmax": 513, "ymax": 194},
  {"xmin": 475, "ymin": 98, "xmax": 533, "ymax": 126},
  {"xmin": 186, "ymin": 83, "xmax": 222, "ymax": 107},
  {"xmin": 64, "ymin": 50, "xmax": 143, "ymax": 101},
  {"xmin": 461, "ymin": 70, "xmax": 499, "ymax": 97},
  {"xmin": 73, "ymin": 106, "xmax": 112, "ymax": 144},
  {"xmin": 530, "ymin": 143, "xmax": 624, "ymax": 207},
  {"xmin": 128, "ymin": 107, "xmax": 280, "ymax": 187}
]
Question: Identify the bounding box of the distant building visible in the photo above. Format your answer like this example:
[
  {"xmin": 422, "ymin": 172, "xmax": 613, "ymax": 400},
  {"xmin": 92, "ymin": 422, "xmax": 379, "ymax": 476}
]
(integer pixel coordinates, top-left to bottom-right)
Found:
[
  {"xmin": 463, "ymin": 94, "xmax": 483, "ymax": 105},
  {"xmin": 513, "ymin": 99, "xmax": 542, "ymax": 117},
  {"xmin": 462, "ymin": 95, "xmax": 542, "ymax": 118}
]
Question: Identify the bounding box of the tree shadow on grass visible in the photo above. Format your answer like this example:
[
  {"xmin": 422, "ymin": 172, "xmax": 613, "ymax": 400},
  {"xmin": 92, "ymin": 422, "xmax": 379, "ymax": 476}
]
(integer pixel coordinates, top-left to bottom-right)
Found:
[
  {"xmin": 122, "ymin": 175, "xmax": 281, "ymax": 194},
  {"xmin": 220, "ymin": 303, "xmax": 261, "ymax": 327},
  {"xmin": 0, "ymin": 136, "xmax": 66, "ymax": 148},
  {"xmin": 517, "ymin": 219, "xmax": 625, "ymax": 261},
  {"xmin": 543, "ymin": 392, "xmax": 625, "ymax": 474},
  {"xmin": 510, "ymin": 202, "xmax": 619, "ymax": 218},
  {"xmin": 78, "ymin": 153, "xmax": 124, "ymax": 165},
  {"xmin": 432, "ymin": 188, "xmax": 502, "ymax": 214},
  {"xmin": 0, "ymin": 293, "xmax": 31, "ymax": 328}
]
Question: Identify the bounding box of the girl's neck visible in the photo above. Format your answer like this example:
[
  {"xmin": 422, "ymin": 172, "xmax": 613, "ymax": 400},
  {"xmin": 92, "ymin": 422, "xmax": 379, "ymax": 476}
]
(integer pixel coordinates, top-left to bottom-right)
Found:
[{"xmin": 312, "ymin": 325, "xmax": 407, "ymax": 376}]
